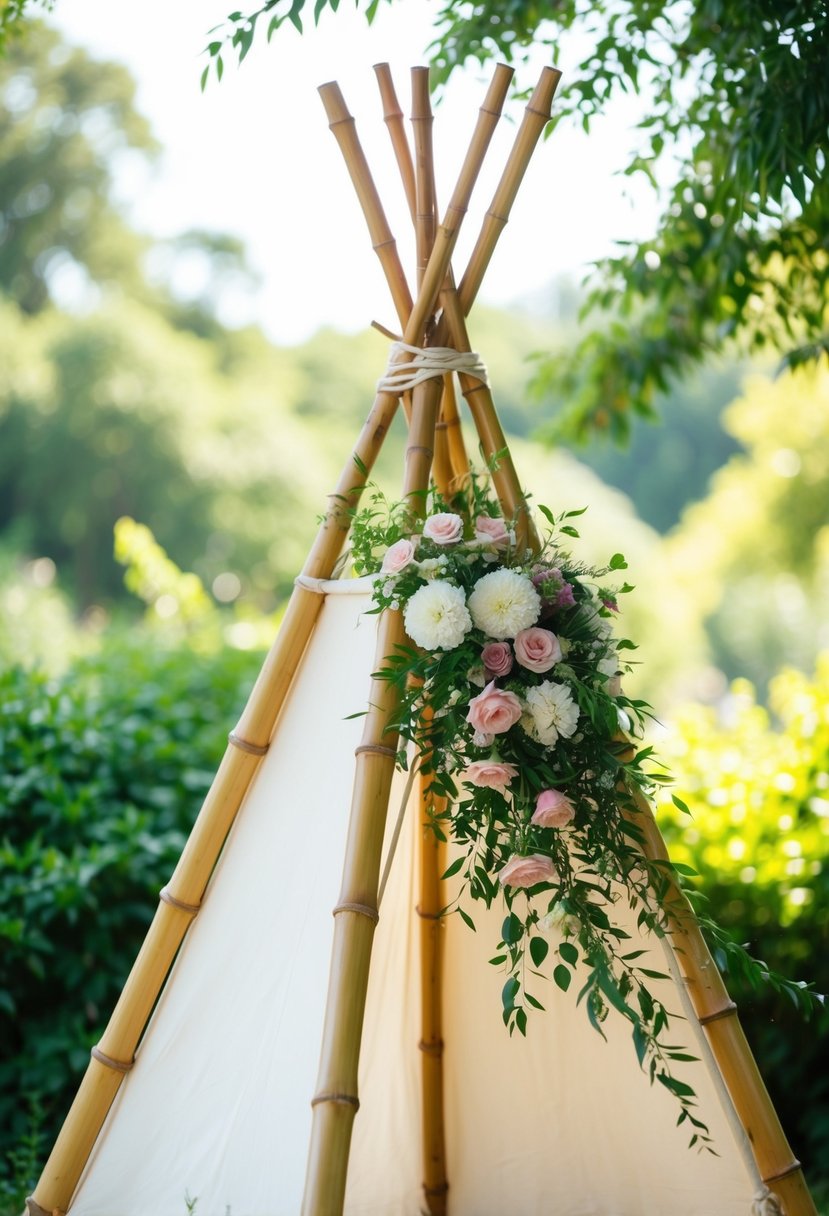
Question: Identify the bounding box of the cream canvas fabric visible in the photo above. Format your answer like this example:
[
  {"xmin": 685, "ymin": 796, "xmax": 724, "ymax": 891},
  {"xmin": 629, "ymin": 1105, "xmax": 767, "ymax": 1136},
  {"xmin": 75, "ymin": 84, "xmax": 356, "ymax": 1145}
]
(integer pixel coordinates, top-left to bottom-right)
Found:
[{"xmin": 69, "ymin": 582, "xmax": 755, "ymax": 1216}]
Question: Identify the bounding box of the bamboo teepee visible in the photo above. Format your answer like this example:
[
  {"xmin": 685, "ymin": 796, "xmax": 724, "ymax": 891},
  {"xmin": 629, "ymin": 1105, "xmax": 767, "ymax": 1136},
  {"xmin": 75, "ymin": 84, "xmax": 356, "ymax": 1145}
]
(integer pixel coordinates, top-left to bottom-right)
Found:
[{"xmin": 27, "ymin": 63, "xmax": 816, "ymax": 1216}]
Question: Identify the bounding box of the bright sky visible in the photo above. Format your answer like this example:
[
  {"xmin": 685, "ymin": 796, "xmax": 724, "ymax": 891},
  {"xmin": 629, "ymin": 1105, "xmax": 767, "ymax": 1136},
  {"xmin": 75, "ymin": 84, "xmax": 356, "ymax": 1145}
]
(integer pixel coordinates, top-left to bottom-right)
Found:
[{"xmin": 49, "ymin": 0, "xmax": 660, "ymax": 344}]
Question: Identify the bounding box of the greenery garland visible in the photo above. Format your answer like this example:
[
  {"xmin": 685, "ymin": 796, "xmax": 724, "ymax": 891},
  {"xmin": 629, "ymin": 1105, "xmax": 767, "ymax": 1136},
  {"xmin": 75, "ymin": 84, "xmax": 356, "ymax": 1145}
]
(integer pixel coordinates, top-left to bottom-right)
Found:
[{"xmin": 349, "ymin": 474, "xmax": 822, "ymax": 1149}]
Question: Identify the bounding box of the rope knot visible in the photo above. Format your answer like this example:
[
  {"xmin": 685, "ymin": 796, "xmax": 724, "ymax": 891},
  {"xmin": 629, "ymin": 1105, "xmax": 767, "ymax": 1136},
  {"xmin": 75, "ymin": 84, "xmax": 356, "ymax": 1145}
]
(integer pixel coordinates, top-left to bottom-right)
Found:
[
  {"xmin": 377, "ymin": 340, "xmax": 488, "ymax": 394},
  {"xmin": 752, "ymin": 1188, "xmax": 785, "ymax": 1216}
]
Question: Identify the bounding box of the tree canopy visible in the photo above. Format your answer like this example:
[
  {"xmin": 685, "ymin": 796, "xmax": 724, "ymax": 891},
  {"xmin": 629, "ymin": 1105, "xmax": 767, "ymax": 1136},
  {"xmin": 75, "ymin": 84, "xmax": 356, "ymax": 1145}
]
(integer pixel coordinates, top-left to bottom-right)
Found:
[{"xmin": 199, "ymin": 0, "xmax": 829, "ymax": 441}]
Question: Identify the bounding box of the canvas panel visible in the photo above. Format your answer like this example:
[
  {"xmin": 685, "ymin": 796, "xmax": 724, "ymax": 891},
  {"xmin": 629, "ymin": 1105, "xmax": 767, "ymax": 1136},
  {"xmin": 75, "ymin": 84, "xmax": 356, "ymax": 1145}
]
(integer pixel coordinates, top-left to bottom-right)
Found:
[{"xmin": 69, "ymin": 581, "xmax": 418, "ymax": 1216}]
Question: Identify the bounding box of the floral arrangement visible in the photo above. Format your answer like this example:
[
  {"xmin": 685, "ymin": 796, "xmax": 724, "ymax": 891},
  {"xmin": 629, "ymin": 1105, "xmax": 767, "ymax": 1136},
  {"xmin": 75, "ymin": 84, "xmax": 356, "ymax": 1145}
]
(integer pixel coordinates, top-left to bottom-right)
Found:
[{"xmin": 349, "ymin": 478, "xmax": 820, "ymax": 1147}]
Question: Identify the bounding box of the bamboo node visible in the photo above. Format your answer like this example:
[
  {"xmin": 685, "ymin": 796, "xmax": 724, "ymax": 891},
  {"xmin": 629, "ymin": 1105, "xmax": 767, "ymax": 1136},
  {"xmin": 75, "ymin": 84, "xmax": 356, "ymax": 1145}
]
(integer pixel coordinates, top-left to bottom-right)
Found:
[
  {"xmin": 90, "ymin": 1046, "xmax": 134, "ymax": 1074},
  {"xmin": 355, "ymin": 743, "xmax": 397, "ymax": 759},
  {"xmin": 293, "ymin": 574, "xmax": 329, "ymax": 596},
  {"xmin": 371, "ymin": 237, "xmax": 397, "ymax": 252},
  {"xmin": 311, "ymin": 1091, "xmax": 360, "ymax": 1110},
  {"xmin": 228, "ymin": 731, "xmax": 270, "ymax": 756},
  {"xmin": 159, "ymin": 886, "xmax": 201, "ymax": 916},
  {"xmin": 407, "ymin": 444, "xmax": 435, "ymax": 458},
  {"xmin": 424, "ymin": 1182, "xmax": 449, "ymax": 1197},
  {"xmin": 333, "ymin": 901, "xmax": 380, "ymax": 924},
  {"xmin": 418, "ymin": 1038, "xmax": 444, "ymax": 1056},
  {"xmin": 763, "ymin": 1160, "xmax": 802, "ymax": 1184},
  {"xmin": 698, "ymin": 1001, "xmax": 738, "ymax": 1026},
  {"xmin": 416, "ymin": 905, "xmax": 442, "ymax": 921}
]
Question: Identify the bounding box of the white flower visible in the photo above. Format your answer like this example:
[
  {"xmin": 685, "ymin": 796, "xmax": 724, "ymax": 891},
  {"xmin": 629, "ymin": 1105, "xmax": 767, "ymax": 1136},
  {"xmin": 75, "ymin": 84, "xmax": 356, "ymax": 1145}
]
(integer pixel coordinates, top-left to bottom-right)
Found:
[
  {"xmin": 524, "ymin": 680, "xmax": 580, "ymax": 746},
  {"xmin": 403, "ymin": 581, "xmax": 472, "ymax": 651},
  {"xmin": 467, "ymin": 568, "xmax": 540, "ymax": 639}
]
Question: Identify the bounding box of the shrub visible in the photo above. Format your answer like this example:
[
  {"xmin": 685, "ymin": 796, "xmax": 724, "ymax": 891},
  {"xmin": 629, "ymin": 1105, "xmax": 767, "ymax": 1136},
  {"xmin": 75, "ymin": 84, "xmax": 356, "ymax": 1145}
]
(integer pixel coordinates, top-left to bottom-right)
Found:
[
  {"xmin": 0, "ymin": 633, "xmax": 262, "ymax": 1198},
  {"xmin": 657, "ymin": 657, "xmax": 829, "ymax": 1184}
]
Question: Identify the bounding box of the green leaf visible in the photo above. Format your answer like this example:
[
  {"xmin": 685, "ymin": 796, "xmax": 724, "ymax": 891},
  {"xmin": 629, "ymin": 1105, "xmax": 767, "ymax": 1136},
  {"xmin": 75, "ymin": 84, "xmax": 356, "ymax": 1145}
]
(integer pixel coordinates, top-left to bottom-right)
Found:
[
  {"xmin": 529, "ymin": 936, "xmax": 549, "ymax": 967},
  {"xmin": 559, "ymin": 941, "xmax": 579, "ymax": 966},
  {"xmin": 657, "ymin": 1073, "xmax": 696, "ymax": 1099},
  {"xmin": 441, "ymin": 857, "xmax": 464, "ymax": 880},
  {"xmin": 501, "ymin": 913, "xmax": 523, "ymax": 945},
  {"xmin": 609, "ymin": 553, "xmax": 628, "ymax": 570},
  {"xmin": 553, "ymin": 964, "xmax": 571, "ymax": 992},
  {"xmin": 459, "ymin": 907, "xmax": 476, "ymax": 932},
  {"xmin": 502, "ymin": 976, "xmax": 520, "ymax": 1012}
]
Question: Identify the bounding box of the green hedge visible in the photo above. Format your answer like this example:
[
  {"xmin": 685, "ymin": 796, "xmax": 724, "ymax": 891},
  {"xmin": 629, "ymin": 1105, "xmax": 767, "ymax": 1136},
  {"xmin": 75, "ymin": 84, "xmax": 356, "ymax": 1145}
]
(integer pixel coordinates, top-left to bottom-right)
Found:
[
  {"xmin": 658, "ymin": 660, "xmax": 829, "ymax": 1186},
  {"xmin": 0, "ymin": 637, "xmax": 261, "ymax": 1206}
]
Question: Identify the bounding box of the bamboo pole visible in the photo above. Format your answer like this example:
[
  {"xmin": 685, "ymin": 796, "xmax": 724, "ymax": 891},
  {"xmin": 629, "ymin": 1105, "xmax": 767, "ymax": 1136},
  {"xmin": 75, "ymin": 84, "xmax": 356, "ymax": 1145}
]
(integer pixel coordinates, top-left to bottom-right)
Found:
[
  {"xmin": 418, "ymin": 722, "xmax": 448, "ymax": 1216},
  {"xmin": 624, "ymin": 785, "xmax": 818, "ymax": 1216},
  {"xmin": 372, "ymin": 63, "xmax": 471, "ymax": 493},
  {"xmin": 319, "ymin": 81, "xmax": 413, "ymax": 330},
  {"xmin": 437, "ymin": 370, "xmax": 471, "ymax": 490},
  {"xmin": 411, "ymin": 65, "xmax": 436, "ymax": 295},
  {"xmin": 428, "ymin": 67, "xmax": 562, "ymax": 550},
  {"xmin": 373, "ymin": 62, "xmax": 416, "ymax": 225},
  {"xmin": 457, "ymin": 66, "xmax": 561, "ymax": 317},
  {"xmin": 301, "ymin": 66, "xmax": 515, "ymax": 1216}
]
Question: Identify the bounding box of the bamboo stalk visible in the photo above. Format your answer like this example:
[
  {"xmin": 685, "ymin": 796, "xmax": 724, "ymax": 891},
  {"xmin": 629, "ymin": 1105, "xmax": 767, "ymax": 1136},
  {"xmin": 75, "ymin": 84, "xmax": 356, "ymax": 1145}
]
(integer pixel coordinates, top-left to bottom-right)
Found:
[
  {"xmin": 418, "ymin": 720, "xmax": 448, "ymax": 1216},
  {"xmin": 373, "ymin": 62, "xmax": 416, "ymax": 223},
  {"xmin": 411, "ymin": 65, "xmax": 436, "ymax": 294},
  {"xmin": 437, "ymin": 371, "xmax": 471, "ymax": 490},
  {"xmin": 373, "ymin": 65, "xmax": 472, "ymax": 495},
  {"xmin": 425, "ymin": 66, "xmax": 562, "ymax": 550},
  {"xmin": 458, "ymin": 66, "xmax": 562, "ymax": 316},
  {"xmin": 626, "ymin": 786, "xmax": 817, "ymax": 1216},
  {"xmin": 319, "ymin": 81, "xmax": 413, "ymax": 331}
]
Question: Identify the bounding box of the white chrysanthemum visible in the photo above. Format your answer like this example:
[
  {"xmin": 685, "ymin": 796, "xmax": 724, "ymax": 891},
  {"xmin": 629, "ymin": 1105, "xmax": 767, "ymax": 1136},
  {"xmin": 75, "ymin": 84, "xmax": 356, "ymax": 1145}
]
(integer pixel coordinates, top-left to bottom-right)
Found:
[
  {"xmin": 524, "ymin": 680, "xmax": 580, "ymax": 746},
  {"xmin": 404, "ymin": 581, "xmax": 472, "ymax": 651},
  {"xmin": 468, "ymin": 568, "xmax": 540, "ymax": 639}
]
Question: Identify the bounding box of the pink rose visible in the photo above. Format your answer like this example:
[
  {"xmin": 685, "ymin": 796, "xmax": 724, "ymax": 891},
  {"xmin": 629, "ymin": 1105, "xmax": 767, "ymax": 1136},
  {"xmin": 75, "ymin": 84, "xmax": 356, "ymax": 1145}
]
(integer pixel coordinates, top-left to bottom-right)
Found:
[
  {"xmin": 514, "ymin": 627, "xmax": 562, "ymax": 673},
  {"xmin": 466, "ymin": 681, "xmax": 523, "ymax": 736},
  {"xmin": 422, "ymin": 513, "xmax": 463, "ymax": 545},
  {"xmin": 531, "ymin": 788, "xmax": 575, "ymax": 829},
  {"xmin": 381, "ymin": 537, "xmax": 416, "ymax": 574},
  {"xmin": 481, "ymin": 641, "xmax": 513, "ymax": 678},
  {"xmin": 475, "ymin": 514, "xmax": 509, "ymax": 546},
  {"xmin": 463, "ymin": 760, "xmax": 519, "ymax": 791},
  {"xmin": 498, "ymin": 853, "xmax": 558, "ymax": 888}
]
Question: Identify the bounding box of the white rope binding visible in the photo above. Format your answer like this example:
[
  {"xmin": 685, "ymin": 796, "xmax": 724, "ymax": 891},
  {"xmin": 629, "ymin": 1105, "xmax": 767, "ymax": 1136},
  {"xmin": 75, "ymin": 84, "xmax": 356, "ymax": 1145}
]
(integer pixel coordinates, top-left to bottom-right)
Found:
[{"xmin": 377, "ymin": 340, "xmax": 488, "ymax": 393}]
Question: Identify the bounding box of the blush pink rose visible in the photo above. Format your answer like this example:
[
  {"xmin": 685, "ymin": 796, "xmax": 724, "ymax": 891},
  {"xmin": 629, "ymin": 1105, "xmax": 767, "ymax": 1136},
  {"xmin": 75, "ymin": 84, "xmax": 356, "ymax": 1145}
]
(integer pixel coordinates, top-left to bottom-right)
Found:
[
  {"xmin": 531, "ymin": 788, "xmax": 576, "ymax": 829},
  {"xmin": 422, "ymin": 512, "xmax": 463, "ymax": 545},
  {"xmin": 498, "ymin": 853, "xmax": 558, "ymax": 888},
  {"xmin": 514, "ymin": 627, "xmax": 562, "ymax": 673},
  {"xmin": 463, "ymin": 760, "xmax": 519, "ymax": 791},
  {"xmin": 466, "ymin": 681, "xmax": 523, "ymax": 736},
  {"xmin": 481, "ymin": 641, "xmax": 513, "ymax": 678},
  {"xmin": 381, "ymin": 537, "xmax": 416, "ymax": 574},
  {"xmin": 475, "ymin": 514, "xmax": 510, "ymax": 546}
]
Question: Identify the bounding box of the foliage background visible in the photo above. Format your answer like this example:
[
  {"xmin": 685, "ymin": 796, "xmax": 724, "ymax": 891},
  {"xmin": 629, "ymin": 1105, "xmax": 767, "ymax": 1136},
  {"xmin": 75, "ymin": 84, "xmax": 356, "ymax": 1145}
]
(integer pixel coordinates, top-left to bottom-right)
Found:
[{"xmin": 1, "ymin": 11, "xmax": 828, "ymax": 1213}]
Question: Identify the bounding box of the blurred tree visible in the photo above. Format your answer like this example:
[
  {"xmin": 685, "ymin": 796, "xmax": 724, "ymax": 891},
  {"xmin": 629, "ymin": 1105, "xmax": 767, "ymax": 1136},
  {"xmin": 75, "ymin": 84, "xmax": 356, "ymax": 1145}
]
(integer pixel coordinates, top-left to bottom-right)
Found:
[
  {"xmin": 0, "ymin": 22, "xmax": 156, "ymax": 312},
  {"xmin": 665, "ymin": 364, "xmax": 829, "ymax": 688},
  {"xmin": 204, "ymin": 0, "xmax": 828, "ymax": 441}
]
